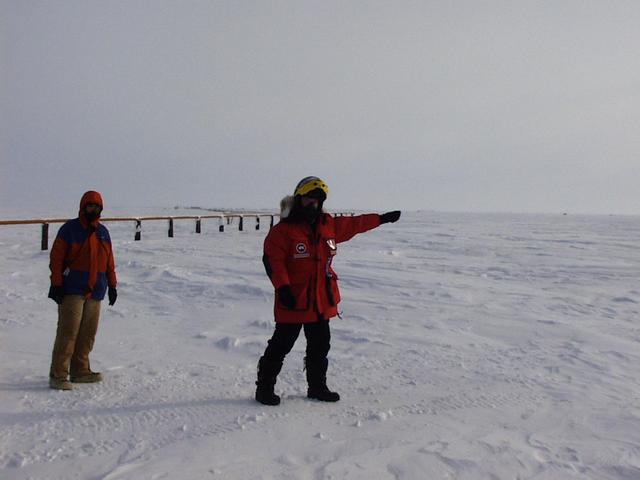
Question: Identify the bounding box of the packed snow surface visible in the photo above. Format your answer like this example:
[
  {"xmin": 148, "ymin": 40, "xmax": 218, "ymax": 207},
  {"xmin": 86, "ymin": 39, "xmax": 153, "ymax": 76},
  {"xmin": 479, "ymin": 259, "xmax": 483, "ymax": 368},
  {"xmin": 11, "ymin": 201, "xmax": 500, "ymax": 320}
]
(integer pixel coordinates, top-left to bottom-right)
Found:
[{"xmin": 1, "ymin": 210, "xmax": 639, "ymax": 479}]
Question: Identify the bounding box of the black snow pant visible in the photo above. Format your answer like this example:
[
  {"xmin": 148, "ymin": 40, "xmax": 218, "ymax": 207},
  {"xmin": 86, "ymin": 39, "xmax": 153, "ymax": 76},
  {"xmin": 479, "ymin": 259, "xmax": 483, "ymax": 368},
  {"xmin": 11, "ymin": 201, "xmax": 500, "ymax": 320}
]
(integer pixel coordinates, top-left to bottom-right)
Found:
[{"xmin": 257, "ymin": 316, "xmax": 331, "ymax": 389}]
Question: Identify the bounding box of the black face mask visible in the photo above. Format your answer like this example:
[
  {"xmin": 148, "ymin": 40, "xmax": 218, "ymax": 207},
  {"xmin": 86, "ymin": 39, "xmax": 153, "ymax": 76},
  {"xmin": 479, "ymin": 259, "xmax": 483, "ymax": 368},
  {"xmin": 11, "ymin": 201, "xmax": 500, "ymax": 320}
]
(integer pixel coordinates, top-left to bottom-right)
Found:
[
  {"xmin": 84, "ymin": 210, "xmax": 101, "ymax": 223},
  {"xmin": 301, "ymin": 203, "xmax": 320, "ymax": 223}
]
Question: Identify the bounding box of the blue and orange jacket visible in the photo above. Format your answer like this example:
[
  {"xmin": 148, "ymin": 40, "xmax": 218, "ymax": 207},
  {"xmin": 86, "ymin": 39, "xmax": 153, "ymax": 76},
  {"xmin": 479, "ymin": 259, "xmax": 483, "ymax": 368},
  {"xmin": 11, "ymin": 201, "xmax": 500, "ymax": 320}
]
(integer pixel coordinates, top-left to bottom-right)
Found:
[
  {"xmin": 263, "ymin": 212, "xmax": 380, "ymax": 323},
  {"xmin": 49, "ymin": 191, "xmax": 117, "ymax": 301}
]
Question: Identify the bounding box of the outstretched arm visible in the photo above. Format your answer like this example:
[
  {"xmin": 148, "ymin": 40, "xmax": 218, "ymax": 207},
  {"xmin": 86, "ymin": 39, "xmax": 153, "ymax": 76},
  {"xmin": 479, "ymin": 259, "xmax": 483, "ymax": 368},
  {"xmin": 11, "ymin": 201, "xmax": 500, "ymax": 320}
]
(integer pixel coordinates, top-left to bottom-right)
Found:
[
  {"xmin": 334, "ymin": 211, "xmax": 401, "ymax": 243},
  {"xmin": 332, "ymin": 214, "xmax": 375, "ymax": 243}
]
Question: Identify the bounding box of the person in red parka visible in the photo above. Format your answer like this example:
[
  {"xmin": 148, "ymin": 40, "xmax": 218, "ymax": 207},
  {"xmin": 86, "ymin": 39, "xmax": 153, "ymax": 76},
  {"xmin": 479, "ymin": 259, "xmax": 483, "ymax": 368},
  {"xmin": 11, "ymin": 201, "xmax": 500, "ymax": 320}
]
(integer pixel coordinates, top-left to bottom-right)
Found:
[
  {"xmin": 47, "ymin": 191, "xmax": 117, "ymax": 390},
  {"xmin": 255, "ymin": 176, "xmax": 401, "ymax": 405}
]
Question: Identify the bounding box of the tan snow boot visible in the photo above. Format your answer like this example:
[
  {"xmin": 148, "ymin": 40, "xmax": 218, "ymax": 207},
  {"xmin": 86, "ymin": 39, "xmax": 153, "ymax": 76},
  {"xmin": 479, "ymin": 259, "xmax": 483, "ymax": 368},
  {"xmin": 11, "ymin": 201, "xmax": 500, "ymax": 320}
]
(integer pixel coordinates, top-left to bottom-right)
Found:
[
  {"xmin": 70, "ymin": 372, "xmax": 103, "ymax": 383},
  {"xmin": 49, "ymin": 377, "xmax": 73, "ymax": 390}
]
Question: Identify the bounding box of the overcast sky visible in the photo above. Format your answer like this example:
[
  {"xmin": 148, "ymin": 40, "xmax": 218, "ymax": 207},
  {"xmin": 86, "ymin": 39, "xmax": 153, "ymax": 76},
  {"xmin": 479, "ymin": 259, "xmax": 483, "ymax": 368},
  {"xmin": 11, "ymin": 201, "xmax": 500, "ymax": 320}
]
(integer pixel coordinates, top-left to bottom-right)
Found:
[{"xmin": 2, "ymin": 1, "xmax": 639, "ymax": 215}]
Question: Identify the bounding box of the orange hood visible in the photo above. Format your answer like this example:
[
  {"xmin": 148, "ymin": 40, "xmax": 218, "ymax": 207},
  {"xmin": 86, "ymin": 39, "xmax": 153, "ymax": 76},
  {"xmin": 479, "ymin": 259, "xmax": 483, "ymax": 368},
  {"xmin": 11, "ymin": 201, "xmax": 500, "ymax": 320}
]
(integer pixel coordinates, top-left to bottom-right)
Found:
[{"xmin": 79, "ymin": 190, "xmax": 104, "ymax": 224}]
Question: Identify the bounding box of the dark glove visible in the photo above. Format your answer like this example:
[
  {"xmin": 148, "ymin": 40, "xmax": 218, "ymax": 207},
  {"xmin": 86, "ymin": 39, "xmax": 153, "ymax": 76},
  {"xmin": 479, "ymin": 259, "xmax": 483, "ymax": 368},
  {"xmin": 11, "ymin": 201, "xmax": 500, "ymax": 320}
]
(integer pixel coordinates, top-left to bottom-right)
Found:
[
  {"xmin": 379, "ymin": 210, "xmax": 401, "ymax": 224},
  {"xmin": 48, "ymin": 285, "xmax": 65, "ymax": 305},
  {"xmin": 108, "ymin": 287, "xmax": 118, "ymax": 306},
  {"xmin": 277, "ymin": 285, "xmax": 296, "ymax": 309}
]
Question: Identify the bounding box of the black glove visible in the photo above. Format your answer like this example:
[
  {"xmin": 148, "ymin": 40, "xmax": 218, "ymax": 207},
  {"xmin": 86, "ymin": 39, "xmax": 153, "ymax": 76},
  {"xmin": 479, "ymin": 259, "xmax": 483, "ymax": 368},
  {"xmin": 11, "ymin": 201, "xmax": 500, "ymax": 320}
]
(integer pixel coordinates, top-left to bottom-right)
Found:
[
  {"xmin": 108, "ymin": 287, "xmax": 118, "ymax": 306},
  {"xmin": 379, "ymin": 210, "xmax": 401, "ymax": 224},
  {"xmin": 277, "ymin": 285, "xmax": 296, "ymax": 309},
  {"xmin": 48, "ymin": 285, "xmax": 65, "ymax": 305}
]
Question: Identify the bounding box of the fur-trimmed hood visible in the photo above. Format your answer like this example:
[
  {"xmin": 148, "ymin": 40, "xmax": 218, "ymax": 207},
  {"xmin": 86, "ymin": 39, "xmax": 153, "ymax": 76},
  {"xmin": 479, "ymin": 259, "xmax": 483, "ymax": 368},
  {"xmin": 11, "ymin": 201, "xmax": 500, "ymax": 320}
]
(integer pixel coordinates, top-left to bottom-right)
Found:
[
  {"xmin": 280, "ymin": 195, "xmax": 295, "ymax": 219},
  {"xmin": 279, "ymin": 195, "xmax": 326, "ymax": 219}
]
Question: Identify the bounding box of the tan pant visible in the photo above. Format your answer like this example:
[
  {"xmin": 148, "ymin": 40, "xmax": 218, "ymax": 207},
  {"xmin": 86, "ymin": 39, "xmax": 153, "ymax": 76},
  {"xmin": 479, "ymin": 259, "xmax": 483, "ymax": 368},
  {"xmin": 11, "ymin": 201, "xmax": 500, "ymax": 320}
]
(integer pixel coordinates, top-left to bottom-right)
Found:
[{"xmin": 49, "ymin": 295, "xmax": 101, "ymax": 379}]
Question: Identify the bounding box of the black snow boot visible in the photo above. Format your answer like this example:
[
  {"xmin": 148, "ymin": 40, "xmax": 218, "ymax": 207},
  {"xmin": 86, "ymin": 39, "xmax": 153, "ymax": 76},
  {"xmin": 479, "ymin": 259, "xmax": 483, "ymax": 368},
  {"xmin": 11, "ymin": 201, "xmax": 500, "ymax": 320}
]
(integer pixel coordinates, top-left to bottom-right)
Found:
[
  {"xmin": 305, "ymin": 357, "xmax": 340, "ymax": 402},
  {"xmin": 255, "ymin": 357, "xmax": 283, "ymax": 406}
]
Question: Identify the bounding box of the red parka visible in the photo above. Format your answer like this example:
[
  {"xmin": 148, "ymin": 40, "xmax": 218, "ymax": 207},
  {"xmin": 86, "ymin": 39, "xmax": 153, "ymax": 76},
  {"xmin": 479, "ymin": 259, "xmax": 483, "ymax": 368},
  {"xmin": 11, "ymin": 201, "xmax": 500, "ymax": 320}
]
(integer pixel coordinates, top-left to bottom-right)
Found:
[{"xmin": 263, "ymin": 212, "xmax": 380, "ymax": 323}]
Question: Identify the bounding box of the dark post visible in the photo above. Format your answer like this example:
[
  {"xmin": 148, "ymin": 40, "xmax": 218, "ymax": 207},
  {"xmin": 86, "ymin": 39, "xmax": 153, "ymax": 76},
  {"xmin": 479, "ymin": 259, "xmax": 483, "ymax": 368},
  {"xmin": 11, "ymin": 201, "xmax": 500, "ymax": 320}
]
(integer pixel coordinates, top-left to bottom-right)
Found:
[
  {"xmin": 196, "ymin": 218, "xmax": 201, "ymax": 234},
  {"xmin": 219, "ymin": 217, "xmax": 224, "ymax": 232},
  {"xmin": 255, "ymin": 216, "xmax": 260, "ymax": 230},
  {"xmin": 168, "ymin": 218, "xmax": 174, "ymax": 238},
  {"xmin": 135, "ymin": 220, "xmax": 141, "ymax": 241},
  {"xmin": 270, "ymin": 215, "xmax": 274, "ymax": 228},
  {"xmin": 239, "ymin": 216, "xmax": 244, "ymax": 231},
  {"xmin": 41, "ymin": 223, "xmax": 49, "ymax": 250}
]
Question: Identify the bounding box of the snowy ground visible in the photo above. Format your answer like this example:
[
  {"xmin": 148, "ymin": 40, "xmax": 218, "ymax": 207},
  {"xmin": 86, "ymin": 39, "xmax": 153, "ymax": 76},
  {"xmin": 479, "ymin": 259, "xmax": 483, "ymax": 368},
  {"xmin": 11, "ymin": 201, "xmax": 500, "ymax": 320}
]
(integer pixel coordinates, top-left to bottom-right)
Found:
[{"xmin": 1, "ymin": 209, "xmax": 639, "ymax": 480}]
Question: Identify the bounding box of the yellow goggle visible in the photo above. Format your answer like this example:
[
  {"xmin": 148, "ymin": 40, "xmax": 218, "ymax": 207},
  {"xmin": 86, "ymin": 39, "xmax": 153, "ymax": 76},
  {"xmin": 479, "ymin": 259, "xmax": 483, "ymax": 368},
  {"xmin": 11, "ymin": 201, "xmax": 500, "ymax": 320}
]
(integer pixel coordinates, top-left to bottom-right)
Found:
[{"xmin": 294, "ymin": 177, "xmax": 329, "ymax": 197}]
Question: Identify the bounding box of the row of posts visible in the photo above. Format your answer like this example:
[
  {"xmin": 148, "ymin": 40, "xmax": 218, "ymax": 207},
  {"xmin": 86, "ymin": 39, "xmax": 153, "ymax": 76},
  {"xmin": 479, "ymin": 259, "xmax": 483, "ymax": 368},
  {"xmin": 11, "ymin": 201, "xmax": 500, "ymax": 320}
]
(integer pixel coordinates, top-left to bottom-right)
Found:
[
  {"xmin": 40, "ymin": 215, "xmax": 276, "ymax": 250},
  {"xmin": 159, "ymin": 215, "xmax": 273, "ymax": 240}
]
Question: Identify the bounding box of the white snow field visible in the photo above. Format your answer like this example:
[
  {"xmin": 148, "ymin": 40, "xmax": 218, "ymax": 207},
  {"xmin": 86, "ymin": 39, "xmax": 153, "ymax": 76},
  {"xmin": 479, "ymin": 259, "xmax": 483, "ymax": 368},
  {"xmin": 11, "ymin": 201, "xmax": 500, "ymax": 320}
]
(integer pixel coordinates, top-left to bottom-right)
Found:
[{"xmin": 1, "ymin": 209, "xmax": 639, "ymax": 480}]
